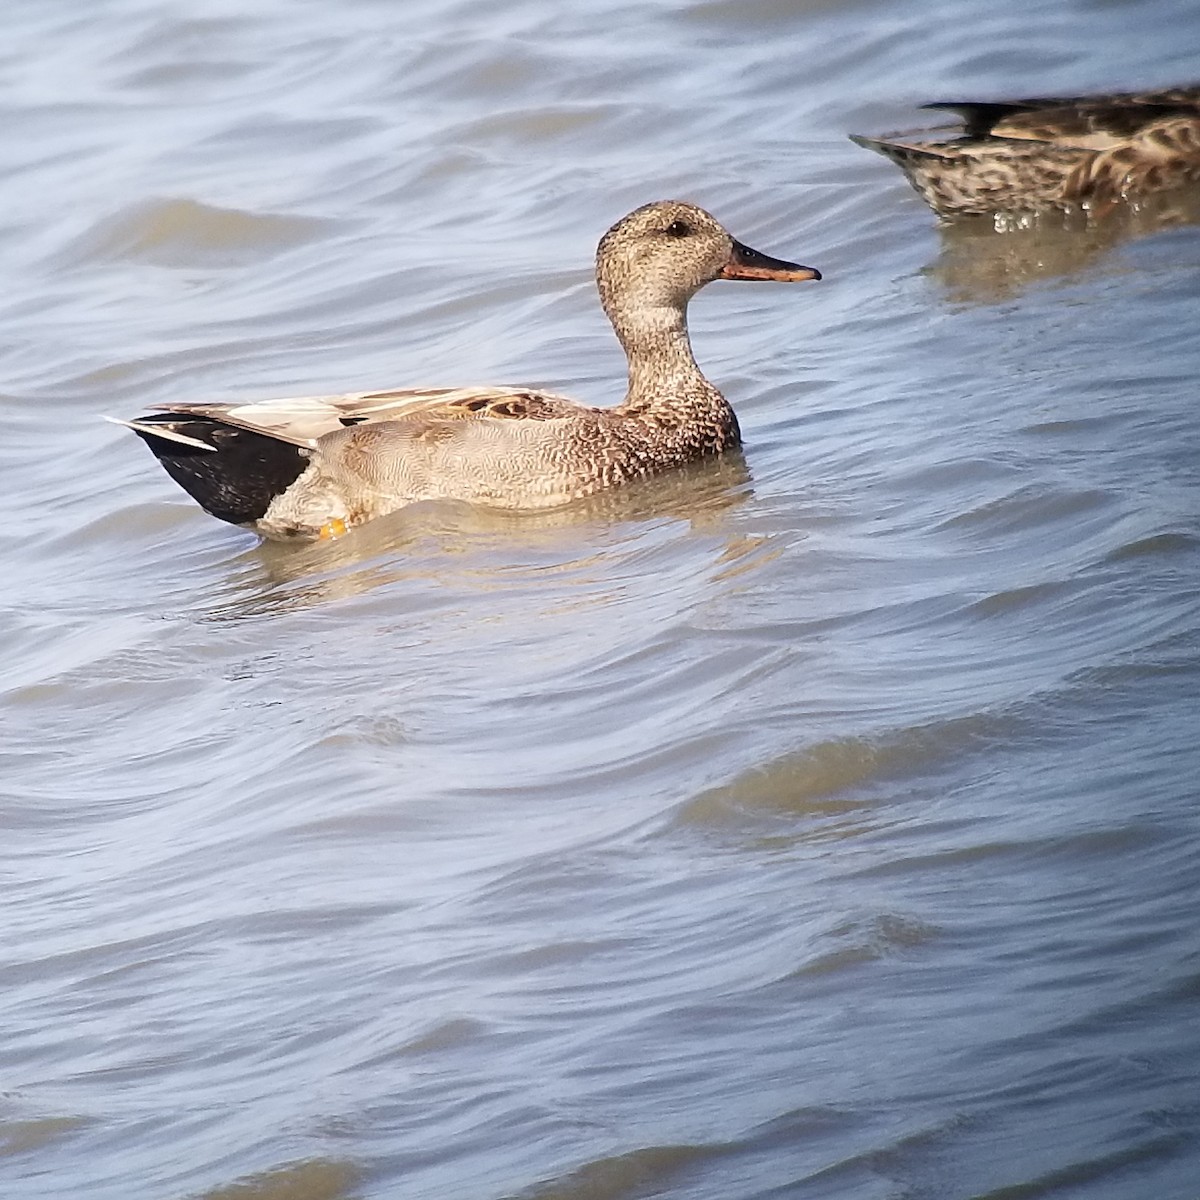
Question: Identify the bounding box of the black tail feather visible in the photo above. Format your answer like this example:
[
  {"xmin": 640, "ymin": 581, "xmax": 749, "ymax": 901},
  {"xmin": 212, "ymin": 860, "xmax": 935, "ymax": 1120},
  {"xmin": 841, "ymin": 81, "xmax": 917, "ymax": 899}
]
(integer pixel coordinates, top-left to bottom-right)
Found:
[
  {"xmin": 921, "ymin": 100, "xmax": 1046, "ymax": 137},
  {"xmin": 131, "ymin": 416, "xmax": 309, "ymax": 526}
]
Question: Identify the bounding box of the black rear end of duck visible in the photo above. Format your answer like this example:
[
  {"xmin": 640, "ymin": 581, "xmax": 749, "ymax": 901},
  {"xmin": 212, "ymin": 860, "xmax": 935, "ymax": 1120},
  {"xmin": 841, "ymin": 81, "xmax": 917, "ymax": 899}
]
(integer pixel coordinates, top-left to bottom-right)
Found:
[{"xmin": 129, "ymin": 415, "xmax": 310, "ymax": 527}]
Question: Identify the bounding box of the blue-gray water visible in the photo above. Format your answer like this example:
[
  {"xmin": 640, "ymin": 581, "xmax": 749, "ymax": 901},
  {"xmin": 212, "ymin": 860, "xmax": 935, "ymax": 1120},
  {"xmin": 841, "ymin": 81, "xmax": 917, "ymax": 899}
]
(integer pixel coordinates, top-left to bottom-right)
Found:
[{"xmin": 3, "ymin": 2, "xmax": 1199, "ymax": 1197}]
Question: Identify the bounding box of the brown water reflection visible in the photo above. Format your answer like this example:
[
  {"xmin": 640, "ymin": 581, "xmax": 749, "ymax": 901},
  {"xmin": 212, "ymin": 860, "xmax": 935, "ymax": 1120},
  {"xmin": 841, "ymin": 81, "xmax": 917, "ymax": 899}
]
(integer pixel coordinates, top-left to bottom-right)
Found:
[
  {"xmin": 198, "ymin": 1158, "xmax": 361, "ymax": 1200},
  {"xmin": 927, "ymin": 186, "xmax": 1200, "ymax": 302}
]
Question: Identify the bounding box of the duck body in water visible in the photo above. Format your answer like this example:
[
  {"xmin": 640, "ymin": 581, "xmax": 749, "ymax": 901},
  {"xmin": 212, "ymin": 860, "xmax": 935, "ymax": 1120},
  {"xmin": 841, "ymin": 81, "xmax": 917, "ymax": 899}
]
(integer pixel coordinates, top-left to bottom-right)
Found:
[
  {"xmin": 852, "ymin": 85, "xmax": 1200, "ymax": 219},
  {"xmin": 111, "ymin": 200, "xmax": 819, "ymax": 541}
]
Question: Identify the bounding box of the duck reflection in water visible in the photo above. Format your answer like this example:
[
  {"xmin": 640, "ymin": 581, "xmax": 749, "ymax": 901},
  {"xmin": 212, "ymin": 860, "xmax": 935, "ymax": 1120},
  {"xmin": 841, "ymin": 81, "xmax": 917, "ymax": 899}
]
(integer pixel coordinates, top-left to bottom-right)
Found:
[
  {"xmin": 209, "ymin": 452, "xmax": 764, "ymax": 619},
  {"xmin": 926, "ymin": 187, "xmax": 1200, "ymax": 302}
]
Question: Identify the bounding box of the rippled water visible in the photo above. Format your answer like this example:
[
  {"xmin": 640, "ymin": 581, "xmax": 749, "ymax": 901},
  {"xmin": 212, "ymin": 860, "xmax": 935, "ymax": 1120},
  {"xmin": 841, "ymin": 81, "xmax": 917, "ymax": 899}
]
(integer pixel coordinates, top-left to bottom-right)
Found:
[{"xmin": 4, "ymin": 1, "xmax": 1200, "ymax": 1197}]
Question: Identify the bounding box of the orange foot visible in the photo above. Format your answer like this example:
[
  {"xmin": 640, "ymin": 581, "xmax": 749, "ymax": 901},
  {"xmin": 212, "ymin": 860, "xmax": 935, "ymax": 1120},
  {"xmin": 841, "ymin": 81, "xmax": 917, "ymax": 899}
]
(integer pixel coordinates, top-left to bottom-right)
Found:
[{"xmin": 317, "ymin": 518, "xmax": 348, "ymax": 540}]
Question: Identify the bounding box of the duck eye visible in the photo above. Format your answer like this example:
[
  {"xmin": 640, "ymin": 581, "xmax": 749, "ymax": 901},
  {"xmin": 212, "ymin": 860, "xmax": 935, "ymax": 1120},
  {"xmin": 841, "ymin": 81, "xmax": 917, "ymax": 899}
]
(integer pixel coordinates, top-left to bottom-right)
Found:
[{"xmin": 665, "ymin": 220, "xmax": 691, "ymax": 238}]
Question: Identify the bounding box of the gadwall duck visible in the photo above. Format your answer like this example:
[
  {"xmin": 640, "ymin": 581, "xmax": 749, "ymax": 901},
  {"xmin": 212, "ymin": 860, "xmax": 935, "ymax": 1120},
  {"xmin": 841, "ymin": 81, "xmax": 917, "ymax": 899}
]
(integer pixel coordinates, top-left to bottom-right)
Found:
[
  {"xmin": 111, "ymin": 200, "xmax": 820, "ymax": 540},
  {"xmin": 852, "ymin": 85, "xmax": 1200, "ymax": 218}
]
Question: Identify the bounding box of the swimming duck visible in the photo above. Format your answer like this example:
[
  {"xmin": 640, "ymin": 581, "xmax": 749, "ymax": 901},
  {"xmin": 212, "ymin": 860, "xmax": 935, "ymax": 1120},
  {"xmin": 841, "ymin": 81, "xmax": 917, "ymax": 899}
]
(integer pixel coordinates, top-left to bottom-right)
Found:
[
  {"xmin": 111, "ymin": 200, "xmax": 820, "ymax": 540},
  {"xmin": 851, "ymin": 85, "xmax": 1200, "ymax": 218}
]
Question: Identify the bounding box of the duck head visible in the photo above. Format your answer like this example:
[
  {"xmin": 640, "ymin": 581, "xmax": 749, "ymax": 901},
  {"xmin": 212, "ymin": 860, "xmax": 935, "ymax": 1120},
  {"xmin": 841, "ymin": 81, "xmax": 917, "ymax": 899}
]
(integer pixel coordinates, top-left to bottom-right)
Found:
[{"xmin": 595, "ymin": 200, "xmax": 820, "ymax": 337}]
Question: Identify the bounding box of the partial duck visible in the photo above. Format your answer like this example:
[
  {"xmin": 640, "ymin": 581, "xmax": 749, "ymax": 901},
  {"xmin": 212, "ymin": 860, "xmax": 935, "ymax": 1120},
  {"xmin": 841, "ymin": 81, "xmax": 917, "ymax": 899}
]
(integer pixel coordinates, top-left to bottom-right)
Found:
[
  {"xmin": 851, "ymin": 85, "xmax": 1200, "ymax": 218},
  {"xmin": 110, "ymin": 201, "xmax": 819, "ymax": 541}
]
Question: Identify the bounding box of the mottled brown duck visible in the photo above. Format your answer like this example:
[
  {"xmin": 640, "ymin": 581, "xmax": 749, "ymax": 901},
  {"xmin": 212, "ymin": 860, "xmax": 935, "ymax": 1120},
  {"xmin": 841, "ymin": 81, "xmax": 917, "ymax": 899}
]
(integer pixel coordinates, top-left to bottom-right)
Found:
[
  {"xmin": 851, "ymin": 85, "xmax": 1200, "ymax": 218},
  {"xmin": 111, "ymin": 200, "xmax": 820, "ymax": 540}
]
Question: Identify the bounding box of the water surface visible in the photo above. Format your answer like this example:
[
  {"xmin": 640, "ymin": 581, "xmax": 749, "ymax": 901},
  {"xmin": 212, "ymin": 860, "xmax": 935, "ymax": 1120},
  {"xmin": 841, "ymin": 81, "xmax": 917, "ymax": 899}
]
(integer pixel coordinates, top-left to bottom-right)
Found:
[{"xmin": 3, "ymin": 1, "xmax": 1200, "ymax": 1197}]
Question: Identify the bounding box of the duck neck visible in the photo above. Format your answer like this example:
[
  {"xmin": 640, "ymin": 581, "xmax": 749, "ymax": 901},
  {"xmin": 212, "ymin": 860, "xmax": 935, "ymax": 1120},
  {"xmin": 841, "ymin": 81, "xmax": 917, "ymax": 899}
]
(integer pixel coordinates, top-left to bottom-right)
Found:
[{"xmin": 611, "ymin": 305, "xmax": 724, "ymax": 420}]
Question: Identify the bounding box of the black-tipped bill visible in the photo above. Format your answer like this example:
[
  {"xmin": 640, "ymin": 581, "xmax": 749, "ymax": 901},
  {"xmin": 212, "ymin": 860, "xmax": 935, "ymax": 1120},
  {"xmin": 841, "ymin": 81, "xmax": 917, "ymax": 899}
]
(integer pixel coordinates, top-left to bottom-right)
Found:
[{"xmin": 721, "ymin": 239, "xmax": 821, "ymax": 282}]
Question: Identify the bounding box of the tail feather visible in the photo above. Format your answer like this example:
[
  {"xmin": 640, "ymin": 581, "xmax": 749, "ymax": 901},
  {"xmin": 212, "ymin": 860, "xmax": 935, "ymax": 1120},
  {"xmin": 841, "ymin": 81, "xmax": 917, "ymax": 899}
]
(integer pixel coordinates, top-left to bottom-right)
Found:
[
  {"xmin": 104, "ymin": 415, "xmax": 216, "ymax": 452},
  {"xmin": 849, "ymin": 133, "xmax": 954, "ymax": 163},
  {"xmin": 920, "ymin": 101, "xmax": 1043, "ymax": 137},
  {"xmin": 110, "ymin": 413, "xmax": 310, "ymax": 527}
]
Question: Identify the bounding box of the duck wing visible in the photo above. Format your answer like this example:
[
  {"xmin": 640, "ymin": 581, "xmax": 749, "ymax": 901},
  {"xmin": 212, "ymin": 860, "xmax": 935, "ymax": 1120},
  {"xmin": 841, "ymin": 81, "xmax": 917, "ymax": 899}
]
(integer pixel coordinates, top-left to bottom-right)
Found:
[
  {"xmin": 924, "ymin": 86, "xmax": 1200, "ymax": 148},
  {"xmin": 110, "ymin": 385, "xmax": 584, "ymax": 452}
]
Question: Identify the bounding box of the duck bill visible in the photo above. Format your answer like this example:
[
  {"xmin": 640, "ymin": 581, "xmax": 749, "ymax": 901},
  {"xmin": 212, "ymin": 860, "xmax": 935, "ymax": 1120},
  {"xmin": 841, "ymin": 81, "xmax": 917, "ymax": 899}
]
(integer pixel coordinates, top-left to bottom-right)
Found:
[{"xmin": 720, "ymin": 239, "xmax": 821, "ymax": 282}]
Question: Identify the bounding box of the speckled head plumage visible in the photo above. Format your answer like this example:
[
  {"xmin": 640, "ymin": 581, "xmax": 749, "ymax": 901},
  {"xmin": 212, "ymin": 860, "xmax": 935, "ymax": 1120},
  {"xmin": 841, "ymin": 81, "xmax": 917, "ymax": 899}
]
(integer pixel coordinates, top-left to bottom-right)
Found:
[{"xmin": 595, "ymin": 200, "xmax": 820, "ymax": 338}]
